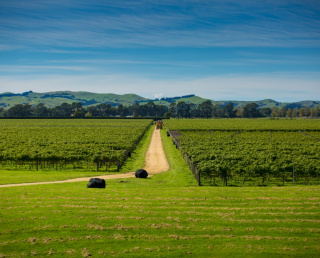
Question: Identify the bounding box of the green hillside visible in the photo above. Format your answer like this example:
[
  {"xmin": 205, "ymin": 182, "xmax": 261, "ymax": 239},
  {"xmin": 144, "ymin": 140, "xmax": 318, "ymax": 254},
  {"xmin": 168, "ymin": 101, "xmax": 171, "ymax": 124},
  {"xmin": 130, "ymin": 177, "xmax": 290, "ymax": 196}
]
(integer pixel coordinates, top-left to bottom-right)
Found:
[
  {"xmin": 0, "ymin": 91, "xmax": 319, "ymax": 110},
  {"xmin": 0, "ymin": 91, "xmax": 148, "ymax": 109},
  {"xmin": 141, "ymin": 95, "xmax": 209, "ymax": 106},
  {"xmin": 215, "ymin": 99, "xmax": 320, "ymax": 109}
]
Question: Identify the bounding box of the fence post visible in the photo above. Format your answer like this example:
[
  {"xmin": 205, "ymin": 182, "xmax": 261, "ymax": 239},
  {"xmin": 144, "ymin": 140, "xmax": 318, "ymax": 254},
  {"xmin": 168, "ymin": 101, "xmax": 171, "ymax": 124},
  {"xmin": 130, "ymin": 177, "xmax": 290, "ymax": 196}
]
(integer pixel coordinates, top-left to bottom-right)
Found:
[
  {"xmin": 171, "ymin": 131, "xmax": 201, "ymax": 186},
  {"xmin": 293, "ymin": 166, "xmax": 295, "ymax": 186},
  {"xmin": 117, "ymin": 160, "xmax": 120, "ymax": 172}
]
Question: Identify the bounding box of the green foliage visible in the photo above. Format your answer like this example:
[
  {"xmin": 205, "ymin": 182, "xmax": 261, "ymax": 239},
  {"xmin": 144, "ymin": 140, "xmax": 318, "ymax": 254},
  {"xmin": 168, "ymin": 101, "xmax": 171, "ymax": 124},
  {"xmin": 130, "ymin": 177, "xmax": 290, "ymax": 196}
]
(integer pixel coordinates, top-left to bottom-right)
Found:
[
  {"xmin": 242, "ymin": 102, "xmax": 260, "ymax": 118},
  {"xmin": 164, "ymin": 118, "xmax": 320, "ymax": 131},
  {"xmin": 164, "ymin": 119, "xmax": 320, "ymax": 186},
  {"xmin": 0, "ymin": 119, "xmax": 152, "ymax": 171}
]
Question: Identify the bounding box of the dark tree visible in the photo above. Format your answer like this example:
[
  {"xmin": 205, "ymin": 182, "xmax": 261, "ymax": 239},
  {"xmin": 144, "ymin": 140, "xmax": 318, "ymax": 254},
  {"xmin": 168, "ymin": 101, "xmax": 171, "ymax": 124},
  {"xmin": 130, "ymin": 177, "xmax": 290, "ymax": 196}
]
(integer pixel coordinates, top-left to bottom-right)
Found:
[
  {"xmin": 131, "ymin": 103, "xmax": 141, "ymax": 117},
  {"xmin": 117, "ymin": 104, "xmax": 130, "ymax": 117},
  {"xmin": 190, "ymin": 106, "xmax": 200, "ymax": 118},
  {"xmin": 155, "ymin": 105, "xmax": 168, "ymax": 117},
  {"xmin": 223, "ymin": 103, "xmax": 236, "ymax": 118},
  {"xmin": 260, "ymin": 107, "xmax": 272, "ymax": 117},
  {"xmin": 315, "ymin": 106, "xmax": 320, "ymax": 117},
  {"xmin": 34, "ymin": 103, "xmax": 49, "ymax": 117},
  {"xmin": 96, "ymin": 104, "xmax": 115, "ymax": 116},
  {"xmin": 145, "ymin": 102, "xmax": 157, "ymax": 116},
  {"xmin": 58, "ymin": 103, "xmax": 73, "ymax": 117},
  {"xmin": 177, "ymin": 101, "xmax": 191, "ymax": 118},
  {"xmin": 0, "ymin": 107, "xmax": 5, "ymax": 117},
  {"xmin": 211, "ymin": 104, "xmax": 220, "ymax": 118},
  {"xmin": 86, "ymin": 106, "xmax": 99, "ymax": 117},
  {"xmin": 168, "ymin": 103, "xmax": 177, "ymax": 118},
  {"xmin": 242, "ymin": 103, "xmax": 260, "ymax": 118},
  {"xmin": 73, "ymin": 110, "xmax": 84, "ymax": 118},
  {"xmin": 198, "ymin": 100, "xmax": 213, "ymax": 118},
  {"xmin": 71, "ymin": 102, "xmax": 84, "ymax": 118},
  {"xmin": 7, "ymin": 104, "xmax": 33, "ymax": 117},
  {"xmin": 117, "ymin": 104, "xmax": 125, "ymax": 117}
]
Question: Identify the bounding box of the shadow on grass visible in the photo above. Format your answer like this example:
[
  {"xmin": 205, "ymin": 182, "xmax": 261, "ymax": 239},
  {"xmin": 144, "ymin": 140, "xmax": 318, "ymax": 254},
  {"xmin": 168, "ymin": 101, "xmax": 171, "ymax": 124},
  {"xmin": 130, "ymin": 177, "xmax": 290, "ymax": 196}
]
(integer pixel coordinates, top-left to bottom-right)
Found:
[{"xmin": 227, "ymin": 184, "xmax": 239, "ymax": 187}]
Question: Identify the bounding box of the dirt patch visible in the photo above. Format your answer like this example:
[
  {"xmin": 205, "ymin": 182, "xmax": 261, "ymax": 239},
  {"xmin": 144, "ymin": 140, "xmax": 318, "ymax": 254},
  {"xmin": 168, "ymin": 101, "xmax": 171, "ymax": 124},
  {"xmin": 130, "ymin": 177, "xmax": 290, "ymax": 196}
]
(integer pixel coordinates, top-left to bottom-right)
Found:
[
  {"xmin": 0, "ymin": 127, "xmax": 169, "ymax": 188},
  {"xmin": 143, "ymin": 127, "xmax": 169, "ymax": 174},
  {"xmin": 169, "ymin": 130, "xmax": 183, "ymax": 138}
]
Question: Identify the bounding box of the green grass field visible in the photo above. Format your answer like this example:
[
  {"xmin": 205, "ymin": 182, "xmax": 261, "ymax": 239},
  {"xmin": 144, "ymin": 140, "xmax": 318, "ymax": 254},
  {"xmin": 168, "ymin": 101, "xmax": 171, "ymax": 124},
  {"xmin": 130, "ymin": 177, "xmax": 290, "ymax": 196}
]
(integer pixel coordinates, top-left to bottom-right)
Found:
[{"xmin": 0, "ymin": 129, "xmax": 319, "ymax": 257}]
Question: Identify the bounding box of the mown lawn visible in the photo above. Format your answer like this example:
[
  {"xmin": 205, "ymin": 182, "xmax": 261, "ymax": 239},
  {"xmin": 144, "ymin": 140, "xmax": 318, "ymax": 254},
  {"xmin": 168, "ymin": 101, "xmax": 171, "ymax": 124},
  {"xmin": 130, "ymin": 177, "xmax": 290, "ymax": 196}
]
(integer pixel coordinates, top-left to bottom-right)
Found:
[{"xmin": 0, "ymin": 129, "xmax": 319, "ymax": 257}]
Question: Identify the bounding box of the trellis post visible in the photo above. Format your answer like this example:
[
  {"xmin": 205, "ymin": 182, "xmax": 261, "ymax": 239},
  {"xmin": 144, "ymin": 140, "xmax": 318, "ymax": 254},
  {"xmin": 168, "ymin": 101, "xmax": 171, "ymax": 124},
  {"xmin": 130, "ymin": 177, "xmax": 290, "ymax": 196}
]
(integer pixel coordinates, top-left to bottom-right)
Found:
[{"xmin": 293, "ymin": 166, "xmax": 295, "ymax": 186}]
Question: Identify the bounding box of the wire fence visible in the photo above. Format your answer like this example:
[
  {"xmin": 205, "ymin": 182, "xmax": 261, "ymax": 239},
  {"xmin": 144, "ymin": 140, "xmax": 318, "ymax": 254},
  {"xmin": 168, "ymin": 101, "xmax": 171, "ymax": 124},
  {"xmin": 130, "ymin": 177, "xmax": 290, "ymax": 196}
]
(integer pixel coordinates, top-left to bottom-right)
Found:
[
  {"xmin": 167, "ymin": 129, "xmax": 320, "ymax": 187},
  {"xmin": 168, "ymin": 130, "xmax": 201, "ymax": 186}
]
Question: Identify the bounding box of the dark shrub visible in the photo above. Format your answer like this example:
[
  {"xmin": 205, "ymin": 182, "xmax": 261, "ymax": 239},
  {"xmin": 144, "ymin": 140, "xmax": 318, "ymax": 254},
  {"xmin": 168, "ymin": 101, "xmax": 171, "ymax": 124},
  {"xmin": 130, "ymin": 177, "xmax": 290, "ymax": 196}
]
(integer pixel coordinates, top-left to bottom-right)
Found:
[{"xmin": 87, "ymin": 178, "xmax": 106, "ymax": 188}]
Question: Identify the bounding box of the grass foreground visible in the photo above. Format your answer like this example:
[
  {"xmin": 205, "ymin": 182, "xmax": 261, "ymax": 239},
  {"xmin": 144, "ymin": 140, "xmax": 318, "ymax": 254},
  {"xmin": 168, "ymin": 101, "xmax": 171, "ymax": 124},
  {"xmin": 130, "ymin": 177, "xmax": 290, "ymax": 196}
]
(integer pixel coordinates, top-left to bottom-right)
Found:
[{"xmin": 0, "ymin": 129, "xmax": 319, "ymax": 257}]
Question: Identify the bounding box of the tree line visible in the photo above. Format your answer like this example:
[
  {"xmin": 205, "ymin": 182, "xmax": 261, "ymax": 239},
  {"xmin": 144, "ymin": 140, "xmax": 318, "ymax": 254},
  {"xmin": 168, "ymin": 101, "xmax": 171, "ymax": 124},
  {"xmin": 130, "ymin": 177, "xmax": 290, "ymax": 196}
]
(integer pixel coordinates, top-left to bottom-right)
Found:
[{"xmin": 1, "ymin": 101, "xmax": 320, "ymax": 118}]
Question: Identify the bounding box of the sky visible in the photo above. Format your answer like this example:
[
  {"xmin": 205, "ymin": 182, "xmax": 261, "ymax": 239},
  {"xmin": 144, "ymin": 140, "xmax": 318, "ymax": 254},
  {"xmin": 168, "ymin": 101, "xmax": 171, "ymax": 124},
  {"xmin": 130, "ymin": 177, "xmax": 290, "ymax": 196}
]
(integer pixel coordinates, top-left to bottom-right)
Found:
[{"xmin": 0, "ymin": 0, "xmax": 319, "ymax": 102}]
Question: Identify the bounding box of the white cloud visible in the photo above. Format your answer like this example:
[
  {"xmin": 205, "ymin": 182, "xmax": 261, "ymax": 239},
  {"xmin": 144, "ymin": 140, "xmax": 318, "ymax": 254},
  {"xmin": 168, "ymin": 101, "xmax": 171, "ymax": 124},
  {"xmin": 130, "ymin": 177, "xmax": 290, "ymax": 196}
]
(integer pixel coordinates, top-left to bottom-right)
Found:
[
  {"xmin": 153, "ymin": 93, "xmax": 164, "ymax": 99},
  {"xmin": 0, "ymin": 65, "xmax": 89, "ymax": 72}
]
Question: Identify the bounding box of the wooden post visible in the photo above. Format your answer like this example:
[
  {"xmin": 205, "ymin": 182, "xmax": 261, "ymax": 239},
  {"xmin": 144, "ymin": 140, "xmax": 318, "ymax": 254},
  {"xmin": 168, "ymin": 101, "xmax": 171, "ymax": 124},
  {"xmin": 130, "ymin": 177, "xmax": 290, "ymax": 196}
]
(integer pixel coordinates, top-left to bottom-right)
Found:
[
  {"xmin": 117, "ymin": 160, "xmax": 120, "ymax": 172},
  {"xmin": 293, "ymin": 166, "xmax": 295, "ymax": 186}
]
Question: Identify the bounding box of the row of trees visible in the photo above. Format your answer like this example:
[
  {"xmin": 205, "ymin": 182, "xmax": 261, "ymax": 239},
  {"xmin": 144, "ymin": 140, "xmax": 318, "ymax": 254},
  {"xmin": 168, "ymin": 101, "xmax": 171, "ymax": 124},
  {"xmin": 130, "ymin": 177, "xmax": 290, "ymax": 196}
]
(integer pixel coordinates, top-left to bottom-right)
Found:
[
  {"xmin": 266, "ymin": 106, "xmax": 320, "ymax": 118},
  {"xmin": 1, "ymin": 101, "xmax": 320, "ymax": 118}
]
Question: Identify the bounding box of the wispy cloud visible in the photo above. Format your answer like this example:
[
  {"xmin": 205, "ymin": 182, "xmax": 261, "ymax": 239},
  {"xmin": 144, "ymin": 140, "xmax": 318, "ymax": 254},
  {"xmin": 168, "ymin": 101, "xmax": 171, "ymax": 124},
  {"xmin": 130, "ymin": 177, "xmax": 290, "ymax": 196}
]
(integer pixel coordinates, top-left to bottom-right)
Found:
[
  {"xmin": 0, "ymin": 65, "xmax": 90, "ymax": 73},
  {"xmin": 1, "ymin": 0, "xmax": 319, "ymax": 49},
  {"xmin": 47, "ymin": 58, "xmax": 202, "ymax": 68}
]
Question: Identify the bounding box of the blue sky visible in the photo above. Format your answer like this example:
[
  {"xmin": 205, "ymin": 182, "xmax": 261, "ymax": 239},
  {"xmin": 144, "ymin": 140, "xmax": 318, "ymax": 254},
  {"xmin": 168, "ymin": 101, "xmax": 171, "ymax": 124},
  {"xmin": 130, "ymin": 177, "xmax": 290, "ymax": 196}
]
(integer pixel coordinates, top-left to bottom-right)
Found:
[{"xmin": 0, "ymin": 0, "xmax": 319, "ymax": 102}]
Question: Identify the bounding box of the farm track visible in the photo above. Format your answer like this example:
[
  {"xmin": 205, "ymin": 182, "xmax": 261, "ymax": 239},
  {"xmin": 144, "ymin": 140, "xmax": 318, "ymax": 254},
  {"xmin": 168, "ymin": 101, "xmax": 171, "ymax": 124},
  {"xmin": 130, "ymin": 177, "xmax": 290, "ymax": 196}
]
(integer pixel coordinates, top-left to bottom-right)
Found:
[{"xmin": 0, "ymin": 127, "xmax": 169, "ymax": 188}]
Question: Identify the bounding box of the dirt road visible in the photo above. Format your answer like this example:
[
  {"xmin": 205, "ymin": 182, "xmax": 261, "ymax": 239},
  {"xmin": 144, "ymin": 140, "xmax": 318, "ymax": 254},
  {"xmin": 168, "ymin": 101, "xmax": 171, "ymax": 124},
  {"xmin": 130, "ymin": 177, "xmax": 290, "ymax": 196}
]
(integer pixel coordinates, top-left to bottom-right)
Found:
[{"xmin": 0, "ymin": 127, "xmax": 169, "ymax": 188}]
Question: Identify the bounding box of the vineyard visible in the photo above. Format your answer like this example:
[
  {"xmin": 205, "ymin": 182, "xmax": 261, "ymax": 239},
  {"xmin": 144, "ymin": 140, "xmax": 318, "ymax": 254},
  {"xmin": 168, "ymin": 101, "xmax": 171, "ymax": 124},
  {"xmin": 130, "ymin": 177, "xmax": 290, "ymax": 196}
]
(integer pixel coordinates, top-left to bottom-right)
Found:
[
  {"xmin": 0, "ymin": 119, "xmax": 152, "ymax": 171},
  {"xmin": 164, "ymin": 119, "xmax": 320, "ymax": 186}
]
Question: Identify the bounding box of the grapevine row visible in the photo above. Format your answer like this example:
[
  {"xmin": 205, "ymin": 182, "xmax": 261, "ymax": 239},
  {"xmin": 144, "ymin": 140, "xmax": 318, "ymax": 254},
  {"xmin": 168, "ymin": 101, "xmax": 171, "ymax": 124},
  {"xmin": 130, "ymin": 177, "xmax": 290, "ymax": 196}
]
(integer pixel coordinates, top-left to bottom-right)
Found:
[
  {"xmin": 164, "ymin": 119, "xmax": 320, "ymax": 186},
  {"xmin": 0, "ymin": 119, "xmax": 153, "ymax": 171}
]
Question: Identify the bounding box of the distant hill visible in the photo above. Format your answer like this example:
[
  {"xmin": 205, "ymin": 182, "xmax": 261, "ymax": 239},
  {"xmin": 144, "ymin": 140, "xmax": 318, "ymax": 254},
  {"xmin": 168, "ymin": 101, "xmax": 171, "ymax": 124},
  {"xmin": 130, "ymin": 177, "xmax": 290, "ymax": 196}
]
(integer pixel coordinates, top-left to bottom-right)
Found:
[
  {"xmin": 0, "ymin": 91, "xmax": 319, "ymax": 109},
  {"xmin": 0, "ymin": 91, "xmax": 148, "ymax": 109},
  {"xmin": 141, "ymin": 94, "xmax": 209, "ymax": 106},
  {"xmin": 214, "ymin": 99, "xmax": 320, "ymax": 109}
]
